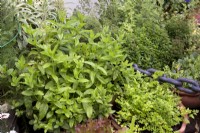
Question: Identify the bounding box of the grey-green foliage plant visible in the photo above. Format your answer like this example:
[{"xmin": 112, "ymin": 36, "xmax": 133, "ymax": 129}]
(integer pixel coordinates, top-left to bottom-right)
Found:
[
  {"xmin": 14, "ymin": 0, "xmax": 66, "ymax": 49},
  {"xmin": 8, "ymin": 13, "xmax": 127, "ymax": 132}
]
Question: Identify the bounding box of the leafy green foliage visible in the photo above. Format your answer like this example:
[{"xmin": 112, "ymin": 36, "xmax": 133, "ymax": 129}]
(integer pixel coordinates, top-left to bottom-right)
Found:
[
  {"xmin": 0, "ymin": 0, "xmax": 18, "ymax": 66},
  {"xmin": 165, "ymin": 15, "xmax": 192, "ymax": 60},
  {"xmin": 8, "ymin": 13, "xmax": 128, "ymax": 132},
  {"xmin": 99, "ymin": 0, "xmax": 125, "ymax": 35},
  {"xmin": 170, "ymin": 53, "xmax": 200, "ymax": 81},
  {"xmin": 98, "ymin": 0, "xmax": 200, "ymax": 69},
  {"xmin": 163, "ymin": 0, "xmax": 200, "ymax": 15},
  {"xmin": 1, "ymin": 1, "xmax": 197, "ymax": 133},
  {"xmin": 3, "ymin": 10, "xmax": 189, "ymax": 133},
  {"xmin": 83, "ymin": 16, "xmax": 102, "ymax": 33},
  {"xmin": 116, "ymin": 0, "xmax": 173, "ymax": 69},
  {"xmin": 116, "ymin": 72, "xmax": 190, "ymax": 133}
]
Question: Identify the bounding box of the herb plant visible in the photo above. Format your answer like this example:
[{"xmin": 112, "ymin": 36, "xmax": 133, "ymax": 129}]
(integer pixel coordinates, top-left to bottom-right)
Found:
[
  {"xmin": 8, "ymin": 13, "xmax": 127, "ymax": 132},
  {"xmin": 116, "ymin": 72, "xmax": 192, "ymax": 133}
]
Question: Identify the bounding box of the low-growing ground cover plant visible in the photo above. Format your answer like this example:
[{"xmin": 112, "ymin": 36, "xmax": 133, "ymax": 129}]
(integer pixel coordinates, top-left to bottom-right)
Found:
[{"xmin": 116, "ymin": 75, "xmax": 190, "ymax": 133}]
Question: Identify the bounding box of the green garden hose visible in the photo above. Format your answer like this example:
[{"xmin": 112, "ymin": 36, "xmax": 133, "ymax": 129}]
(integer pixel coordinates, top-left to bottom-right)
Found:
[{"xmin": 0, "ymin": 21, "xmax": 21, "ymax": 48}]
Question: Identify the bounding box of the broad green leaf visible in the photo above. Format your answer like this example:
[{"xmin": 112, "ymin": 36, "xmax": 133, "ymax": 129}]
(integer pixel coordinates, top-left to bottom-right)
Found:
[
  {"xmin": 81, "ymin": 98, "xmax": 92, "ymax": 103},
  {"xmin": 96, "ymin": 74, "xmax": 107, "ymax": 84},
  {"xmin": 113, "ymin": 70, "xmax": 119, "ymax": 80},
  {"xmin": 85, "ymin": 82, "xmax": 93, "ymax": 88},
  {"xmin": 38, "ymin": 65, "xmax": 45, "ymax": 75},
  {"xmin": 73, "ymin": 81, "xmax": 79, "ymax": 89},
  {"xmin": 84, "ymin": 89, "xmax": 93, "ymax": 95},
  {"xmin": 83, "ymin": 103, "xmax": 93, "ymax": 118},
  {"xmin": 34, "ymin": 90, "xmax": 44, "ymax": 96},
  {"xmin": 55, "ymin": 102, "xmax": 63, "ymax": 108},
  {"xmin": 96, "ymin": 99, "xmax": 103, "ymax": 104},
  {"xmin": 39, "ymin": 103, "xmax": 48, "ymax": 120},
  {"xmin": 65, "ymin": 76, "xmax": 76, "ymax": 83},
  {"xmin": 15, "ymin": 56, "xmax": 26, "ymax": 70},
  {"xmin": 36, "ymin": 101, "xmax": 41, "ymax": 110},
  {"xmin": 90, "ymin": 71, "xmax": 95, "ymax": 83},
  {"xmin": 57, "ymin": 87, "xmax": 68, "ymax": 94},
  {"xmin": 44, "ymin": 91, "xmax": 53, "ymax": 101},
  {"xmin": 45, "ymin": 81, "xmax": 55, "ymax": 90},
  {"xmin": 55, "ymin": 109, "xmax": 63, "ymax": 114},
  {"xmin": 22, "ymin": 90, "xmax": 33, "ymax": 96},
  {"xmin": 11, "ymin": 77, "xmax": 20, "ymax": 86},
  {"xmin": 84, "ymin": 61, "xmax": 95, "ymax": 68},
  {"xmin": 97, "ymin": 66, "xmax": 107, "ymax": 75},
  {"xmin": 46, "ymin": 111, "xmax": 53, "ymax": 119},
  {"xmin": 64, "ymin": 110, "xmax": 72, "ymax": 118},
  {"xmin": 73, "ymin": 68, "xmax": 79, "ymax": 79},
  {"xmin": 69, "ymin": 118, "xmax": 74, "ymax": 128},
  {"xmin": 52, "ymin": 74, "xmax": 58, "ymax": 84},
  {"xmin": 7, "ymin": 69, "xmax": 14, "ymax": 75},
  {"xmin": 42, "ymin": 63, "xmax": 51, "ymax": 69}
]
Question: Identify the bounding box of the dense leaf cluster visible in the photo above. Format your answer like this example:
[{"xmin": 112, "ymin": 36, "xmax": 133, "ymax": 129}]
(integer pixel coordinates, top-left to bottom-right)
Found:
[{"xmin": 0, "ymin": 0, "xmax": 200, "ymax": 133}]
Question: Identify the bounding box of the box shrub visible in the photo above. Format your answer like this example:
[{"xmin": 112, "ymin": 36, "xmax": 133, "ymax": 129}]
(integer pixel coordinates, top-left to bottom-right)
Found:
[{"xmin": 117, "ymin": 0, "xmax": 173, "ymax": 69}]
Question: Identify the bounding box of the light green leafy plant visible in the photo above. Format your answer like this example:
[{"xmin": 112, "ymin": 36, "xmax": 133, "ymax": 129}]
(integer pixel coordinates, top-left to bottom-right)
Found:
[
  {"xmin": 8, "ymin": 13, "xmax": 127, "ymax": 132},
  {"xmin": 116, "ymin": 72, "xmax": 194, "ymax": 133}
]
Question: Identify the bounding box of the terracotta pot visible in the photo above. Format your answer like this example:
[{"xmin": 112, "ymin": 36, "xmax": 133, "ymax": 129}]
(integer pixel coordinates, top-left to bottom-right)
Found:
[{"xmin": 178, "ymin": 92, "xmax": 200, "ymax": 108}]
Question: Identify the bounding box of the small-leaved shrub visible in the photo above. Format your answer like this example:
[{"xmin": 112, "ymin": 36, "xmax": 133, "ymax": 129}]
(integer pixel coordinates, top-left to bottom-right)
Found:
[
  {"xmin": 170, "ymin": 53, "xmax": 200, "ymax": 81},
  {"xmin": 165, "ymin": 15, "xmax": 192, "ymax": 60},
  {"xmin": 116, "ymin": 72, "xmax": 193, "ymax": 133},
  {"xmin": 118, "ymin": 0, "xmax": 173, "ymax": 69}
]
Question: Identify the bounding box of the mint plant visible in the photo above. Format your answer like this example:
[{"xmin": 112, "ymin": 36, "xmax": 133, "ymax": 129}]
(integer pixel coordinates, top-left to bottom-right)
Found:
[{"xmin": 8, "ymin": 13, "xmax": 127, "ymax": 132}]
